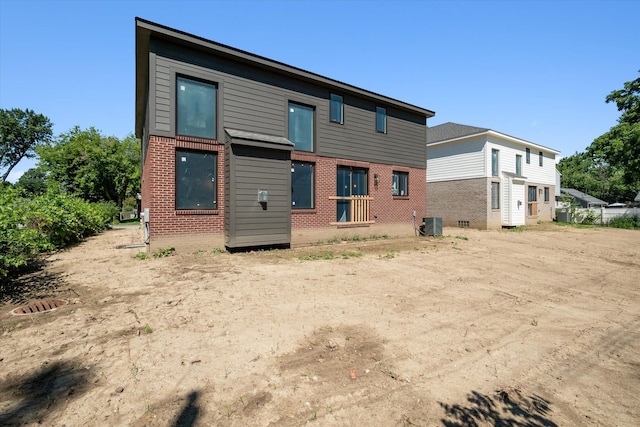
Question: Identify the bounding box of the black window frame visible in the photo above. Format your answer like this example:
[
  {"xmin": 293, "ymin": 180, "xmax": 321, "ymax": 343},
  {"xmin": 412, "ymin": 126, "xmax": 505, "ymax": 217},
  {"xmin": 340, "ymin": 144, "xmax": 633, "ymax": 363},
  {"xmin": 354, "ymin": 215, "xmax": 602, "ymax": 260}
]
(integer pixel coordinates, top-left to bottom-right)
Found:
[
  {"xmin": 392, "ymin": 171, "xmax": 409, "ymax": 196},
  {"xmin": 176, "ymin": 75, "xmax": 217, "ymax": 140},
  {"xmin": 526, "ymin": 147, "xmax": 531, "ymax": 164},
  {"xmin": 544, "ymin": 187, "xmax": 550, "ymax": 202},
  {"xmin": 376, "ymin": 106, "xmax": 387, "ymax": 133},
  {"xmin": 175, "ymin": 149, "xmax": 217, "ymax": 210},
  {"xmin": 291, "ymin": 161, "xmax": 315, "ymax": 209},
  {"xmin": 288, "ymin": 101, "xmax": 315, "ymax": 152},
  {"xmin": 516, "ymin": 154, "xmax": 522, "ymax": 176},
  {"xmin": 539, "ymin": 151, "xmax": 544, "ymax": 167},
  {"xmin": 330, "ymin": 93, "xmax": 343, "ymax": 124}
]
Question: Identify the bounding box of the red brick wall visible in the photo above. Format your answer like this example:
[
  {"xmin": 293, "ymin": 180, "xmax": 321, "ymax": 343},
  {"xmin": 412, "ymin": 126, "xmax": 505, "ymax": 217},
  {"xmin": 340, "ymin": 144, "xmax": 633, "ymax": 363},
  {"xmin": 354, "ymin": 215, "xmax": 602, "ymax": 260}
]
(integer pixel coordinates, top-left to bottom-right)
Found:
[
  {"xmin": 141, "ymin": 135, "xmax": 225, "ymax": 241},
  {"xmin": 142, "ymin": 137, "xmax": 427, "ymax": 248},
  {"xmin": 291, "ymin": 154, "xmax": 426, "ymax": 228}
]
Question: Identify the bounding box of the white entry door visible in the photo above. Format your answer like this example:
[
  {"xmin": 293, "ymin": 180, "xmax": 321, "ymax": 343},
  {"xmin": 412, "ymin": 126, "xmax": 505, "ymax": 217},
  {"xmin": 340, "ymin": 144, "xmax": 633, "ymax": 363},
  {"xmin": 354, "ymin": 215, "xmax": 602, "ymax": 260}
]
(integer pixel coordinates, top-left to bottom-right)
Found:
[{"xmin": 504, "ymin": 178, "xmax": 525, "ymax": 226}]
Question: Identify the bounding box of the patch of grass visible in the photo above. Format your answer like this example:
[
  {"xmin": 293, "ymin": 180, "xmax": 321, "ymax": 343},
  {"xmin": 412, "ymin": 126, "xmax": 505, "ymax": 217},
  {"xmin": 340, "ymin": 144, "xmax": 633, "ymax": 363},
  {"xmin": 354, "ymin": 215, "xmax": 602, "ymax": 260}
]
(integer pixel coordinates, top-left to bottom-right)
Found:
[
  {"xmin": 509, "ymin": 226, "xmax": 527, "ymax": 232},
  {"xmin": 211, "ymin": 247, "xmax": 227, "ymax": 254},
  {"xmin": 455, "ymin": 235, "xmax": 468, "ymax": 240},
  {"xmin": 341, "ymin": 250, "xmax": 363, "ymax": 259},
  {"xmin": 299, "ymin": 252, "xmax": 335, "ymax": 261},
  {"xmin": 153, "ymin": 246, "xmax": 175, "ymax": 258},
  {"xmin": 380, "ymin": 252, "xmax": 396, "ymax": 259},
  {"xmin": 135, "ymin": 251, "xmax": 149, "ymax": 260},
  {"xmin": 142, "ymin": 324, "xmax": 153, "ymax": 334},
  {"xmin": 316, "ymin": 233, "xmax": 389, "ymax": 245},
  {"xmin": 193, "ymin": 249, "xmax": 206, "ymax": 256}
]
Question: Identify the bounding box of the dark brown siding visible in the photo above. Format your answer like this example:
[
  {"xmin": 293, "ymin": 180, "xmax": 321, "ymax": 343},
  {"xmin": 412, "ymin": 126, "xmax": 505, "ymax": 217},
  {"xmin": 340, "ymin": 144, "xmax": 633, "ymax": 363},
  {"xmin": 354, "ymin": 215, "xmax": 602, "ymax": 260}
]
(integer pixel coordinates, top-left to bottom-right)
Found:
[
  {"xmin": 149, "ymin": 39, "xmax": 426, "ymax": 169},
  {"xmin": 225, "ymin": 143, "xmax": 291, "ymax": 248}
]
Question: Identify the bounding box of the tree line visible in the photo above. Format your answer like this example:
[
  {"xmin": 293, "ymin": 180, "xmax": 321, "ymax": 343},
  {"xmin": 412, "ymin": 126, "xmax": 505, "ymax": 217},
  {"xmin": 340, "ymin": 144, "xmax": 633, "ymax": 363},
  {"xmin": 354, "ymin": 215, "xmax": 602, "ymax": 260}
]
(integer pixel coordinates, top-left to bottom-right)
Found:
[
  {"xmin": 1, "ymin": 110, "xmax": 140, "ymax": 210},
  {"xmin": 0, "ymin": 110, "xmax": 140, "ymax": 277},
  {"xmin": 557, "ymin": 71, "xmax": 640, "ymax": 203}
]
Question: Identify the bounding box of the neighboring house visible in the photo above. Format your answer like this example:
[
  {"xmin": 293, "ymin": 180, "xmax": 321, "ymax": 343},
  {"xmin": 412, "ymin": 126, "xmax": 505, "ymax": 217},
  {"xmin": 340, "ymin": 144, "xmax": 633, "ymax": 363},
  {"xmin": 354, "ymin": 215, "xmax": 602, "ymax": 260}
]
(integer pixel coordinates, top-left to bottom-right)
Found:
[
  {"xmin": 135, "ymin": 18, "xmax": 435, "ymax": 251},
  {"xmin": 559, "ymin": 188, "xmax": 608, "ymax": 208},
  {"xmin": 426, "ymin": 122, "xmax": 559, "ymax": 229}
]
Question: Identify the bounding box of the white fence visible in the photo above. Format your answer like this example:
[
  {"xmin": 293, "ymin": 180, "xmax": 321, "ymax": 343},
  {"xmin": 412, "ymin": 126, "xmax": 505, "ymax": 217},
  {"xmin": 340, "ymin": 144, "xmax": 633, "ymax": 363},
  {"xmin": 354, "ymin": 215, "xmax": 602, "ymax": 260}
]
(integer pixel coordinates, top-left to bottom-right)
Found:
[{"xmin": 566, "ymin": 206, "xmax": 640, "ymax": 224}]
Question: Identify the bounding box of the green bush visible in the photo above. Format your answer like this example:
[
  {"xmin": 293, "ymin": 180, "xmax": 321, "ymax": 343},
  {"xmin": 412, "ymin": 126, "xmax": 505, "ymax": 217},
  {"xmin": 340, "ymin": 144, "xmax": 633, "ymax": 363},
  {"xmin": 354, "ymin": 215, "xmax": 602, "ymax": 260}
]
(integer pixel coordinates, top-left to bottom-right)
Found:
[
  {"xmin": 606, "ymin": 214, "xmax": 640, "ymax": 229},
  {"xmin": 0, "ymin": 186, "xmax": 52, "ymax": 276},
  {"xmin": 0, "ymin": 185, "xmax": 115, "ymax": 277}
]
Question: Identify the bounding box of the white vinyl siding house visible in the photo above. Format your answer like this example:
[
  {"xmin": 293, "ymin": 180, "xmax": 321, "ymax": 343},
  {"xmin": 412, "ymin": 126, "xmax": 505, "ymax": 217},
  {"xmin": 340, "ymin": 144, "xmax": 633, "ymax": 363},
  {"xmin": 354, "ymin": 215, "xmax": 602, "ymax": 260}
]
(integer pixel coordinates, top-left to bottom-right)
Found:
[{"xmin": 426, "ymin": 122, "xmax": 559, "ymax": 229}]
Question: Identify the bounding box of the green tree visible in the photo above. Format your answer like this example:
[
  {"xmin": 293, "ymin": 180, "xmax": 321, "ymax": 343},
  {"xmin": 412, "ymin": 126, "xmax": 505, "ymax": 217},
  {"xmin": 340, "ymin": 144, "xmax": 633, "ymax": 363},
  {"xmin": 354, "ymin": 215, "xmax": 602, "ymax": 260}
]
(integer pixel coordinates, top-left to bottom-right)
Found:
[
  {"xmin": 0, "ymin": 108, "xmax": 53, "ymax": 181},
  {"xmin": 557, "ymin": 151, "xmax": 631, "ymax": 203},
  {"xmin": 588, "ymin": 71, "xmax": 640, "ymax": 192},
  {"xmin": 37, "ymin": 126, "xmax": 140, "ymax": 208},
  {"xmin": 15, "ymin": 167, "xmax": 48, "ymax": 196}
]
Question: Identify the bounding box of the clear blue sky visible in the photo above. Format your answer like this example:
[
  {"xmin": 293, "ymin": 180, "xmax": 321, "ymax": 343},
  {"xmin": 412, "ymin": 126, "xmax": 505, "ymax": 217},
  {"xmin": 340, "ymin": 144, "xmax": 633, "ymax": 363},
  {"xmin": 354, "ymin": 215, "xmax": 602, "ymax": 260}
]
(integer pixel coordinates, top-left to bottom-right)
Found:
[{"xmin": 1, "ymin": 0, "xmax": 638, "ymax": 182}]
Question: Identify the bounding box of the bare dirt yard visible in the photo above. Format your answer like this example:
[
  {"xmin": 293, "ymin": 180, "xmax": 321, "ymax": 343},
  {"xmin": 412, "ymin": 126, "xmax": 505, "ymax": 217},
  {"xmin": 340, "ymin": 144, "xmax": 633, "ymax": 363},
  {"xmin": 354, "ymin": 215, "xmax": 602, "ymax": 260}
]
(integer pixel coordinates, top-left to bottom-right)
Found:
[{"xmin": 1, "ymin": 223, "xmax": 639, "ymax": 426}]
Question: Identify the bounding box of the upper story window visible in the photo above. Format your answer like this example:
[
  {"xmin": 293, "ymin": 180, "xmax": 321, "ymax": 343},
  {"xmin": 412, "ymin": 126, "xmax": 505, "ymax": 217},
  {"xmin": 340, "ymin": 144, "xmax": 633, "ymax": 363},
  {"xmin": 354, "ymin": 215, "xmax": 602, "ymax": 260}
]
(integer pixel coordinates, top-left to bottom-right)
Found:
[
  {"xmin": 539, "ymin": 151, "xmax": 543, "ymax": 167},
  {"xmin": 288, "ymin": 102, "xmax": 314, "ymax": 152},
  {"xmin": 516, "ymin": 154, "xmax": 522, "ymax": 176},
  {"xmin": 330, "ymin": 94, "xmax": 343, "ymax": 124},
  {"xmin": 176, "ymin": 149, "xmax": 217, "ymax": 210},
  {"xmin": 376, "ymin": 106, "xmax": 387, "ymax": 133},
  {"xmin": 491, "ymin": 149, "xmax": 499, "ymax": 176},
  {"xmin": 526, "ymin": 147, "xmax": 531, "ymax": 164},
  {"xmin": 177, "ymin": 76, "xmax": 217, "ymax": 139},
  {"xmin": 392, "ymin": 171, "xmax": 408, "ymax": 196}
]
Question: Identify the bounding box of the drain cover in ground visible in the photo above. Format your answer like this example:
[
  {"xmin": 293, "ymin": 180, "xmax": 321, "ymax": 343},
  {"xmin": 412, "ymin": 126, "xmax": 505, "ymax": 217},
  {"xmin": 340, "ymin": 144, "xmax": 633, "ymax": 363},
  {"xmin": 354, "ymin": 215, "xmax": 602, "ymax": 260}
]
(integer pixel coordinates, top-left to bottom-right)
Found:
[{"xmin": 11, "ymin": 299, "xmax": 68, "ymax": 315}]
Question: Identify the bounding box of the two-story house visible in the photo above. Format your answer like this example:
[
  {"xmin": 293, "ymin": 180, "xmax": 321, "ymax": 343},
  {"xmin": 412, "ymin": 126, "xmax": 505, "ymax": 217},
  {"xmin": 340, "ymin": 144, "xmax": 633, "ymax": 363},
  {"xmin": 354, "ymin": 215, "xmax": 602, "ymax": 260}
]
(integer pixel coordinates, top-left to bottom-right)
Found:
[
  {"xmin": 426, "ymin": 122, "xmax": 559, "ymax": 229},
  {"xmin": 135, "ymin": 18, "xmax": 435, "ymax": 251}
]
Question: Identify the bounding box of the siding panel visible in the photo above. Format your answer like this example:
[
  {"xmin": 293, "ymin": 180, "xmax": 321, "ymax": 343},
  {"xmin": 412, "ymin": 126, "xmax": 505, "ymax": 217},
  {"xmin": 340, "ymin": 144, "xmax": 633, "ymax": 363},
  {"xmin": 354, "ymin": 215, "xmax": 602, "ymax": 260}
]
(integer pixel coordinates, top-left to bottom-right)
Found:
[{"xmin": 151, "ymin": 42, "xmax": 427, "ymax": 168}]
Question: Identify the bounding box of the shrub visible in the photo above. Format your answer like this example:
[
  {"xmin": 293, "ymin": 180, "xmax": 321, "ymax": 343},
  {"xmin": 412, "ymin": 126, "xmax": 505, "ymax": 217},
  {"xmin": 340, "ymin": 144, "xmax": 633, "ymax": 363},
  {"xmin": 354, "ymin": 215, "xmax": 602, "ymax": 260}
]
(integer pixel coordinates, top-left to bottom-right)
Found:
[
  {"xmin": 0, "ymin": 186, "xmax": 52, "ymax": 276},
  {"xmin": 606, "ymin": 214, "xmax": 640, "ymax": 229},
  {"xmin": 0, "ymin": 185, "xmax": 115, "ymax": 277}
]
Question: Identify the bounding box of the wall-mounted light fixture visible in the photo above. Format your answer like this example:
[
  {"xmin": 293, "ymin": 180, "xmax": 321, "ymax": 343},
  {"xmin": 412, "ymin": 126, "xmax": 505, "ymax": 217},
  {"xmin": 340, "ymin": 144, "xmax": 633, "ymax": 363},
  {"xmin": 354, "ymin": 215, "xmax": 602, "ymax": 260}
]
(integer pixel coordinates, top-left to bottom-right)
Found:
[{"xmin": 374, "ymin": 173, "xmax": 379, "ymax": 186}]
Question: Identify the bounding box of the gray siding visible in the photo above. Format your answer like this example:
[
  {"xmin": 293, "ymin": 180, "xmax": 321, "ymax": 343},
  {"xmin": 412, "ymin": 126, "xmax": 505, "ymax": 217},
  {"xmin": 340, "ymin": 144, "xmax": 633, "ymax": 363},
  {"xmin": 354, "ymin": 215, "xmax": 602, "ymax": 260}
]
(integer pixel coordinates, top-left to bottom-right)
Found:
[
  {"xmin": 149, "ymin": 39, "xmax": 426, "ymax": 169},
  {"xmin": 225, "ymin": 143, "xmax": 291, "ymax": 248}
]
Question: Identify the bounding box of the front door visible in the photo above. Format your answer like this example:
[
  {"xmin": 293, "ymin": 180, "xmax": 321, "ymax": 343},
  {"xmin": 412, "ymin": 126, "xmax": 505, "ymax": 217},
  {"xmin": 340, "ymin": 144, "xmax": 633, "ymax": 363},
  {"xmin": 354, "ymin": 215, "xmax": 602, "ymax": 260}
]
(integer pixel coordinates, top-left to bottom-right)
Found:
[{"xmin": 337, "ymin": 166, "xmax": 368, "ymax": 222}]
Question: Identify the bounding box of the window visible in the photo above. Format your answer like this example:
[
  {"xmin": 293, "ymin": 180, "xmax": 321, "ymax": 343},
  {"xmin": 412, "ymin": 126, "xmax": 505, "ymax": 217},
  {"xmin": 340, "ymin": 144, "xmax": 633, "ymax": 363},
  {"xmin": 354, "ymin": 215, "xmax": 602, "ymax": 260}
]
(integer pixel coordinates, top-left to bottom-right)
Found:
[
  {"xmin": 392, "ymin": 171, "xmax": 408, "ymax": 196},
  {"xmin": 544, "ymin": 187, "xmax": 550, "ymax": 202},
  {"xmin": 291, "ymin": 162, "xmax": 314, "ymax": 209},
  {"xmin": 376, "ymin": 106, "xmax": 387, "ymax": 133},
  {"xmin": 516, "ymin": 155, "xmax": 522, "ymax": 176},
  {"xmin": 176, "ymin": 150, "xmax": 217, "ymax": 210},
  {"xmin": 330, "ymin": 94, "xmax": 343, "ymax": 124},
  {"xmin": 288, "ymin": 102, "xmax": 314, "ymax": 152},
  {"xmin": 491, "ymin": 182, "xmax": 500, "ymax": 209},
  {"xmin": 526, "ymin": 147, "xmax": 531, "ymax": 164},
  {"xmin": 177, "ymin": 76, "xmax": 217, "ymax": 139},
  {"xmin": 528, "ymin": 185, "xmax": 537, "ymax": 216},
  {"xmin": 491, "ymin": 149, "xmax": 499, "ymax": 176},
  {"xmin": 337, "ymin": 167, "xmax": 368, "ymax": 222},
  {"xmin": 539, "ymin": 151, "xmax": 543, "ymax": 167}
]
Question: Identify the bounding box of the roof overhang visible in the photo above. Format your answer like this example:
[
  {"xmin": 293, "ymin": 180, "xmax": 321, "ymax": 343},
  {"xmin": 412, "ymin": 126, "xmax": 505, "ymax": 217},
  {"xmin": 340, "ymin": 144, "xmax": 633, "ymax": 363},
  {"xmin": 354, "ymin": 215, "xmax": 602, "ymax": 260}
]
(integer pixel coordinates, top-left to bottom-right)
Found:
[
  {"xmin": 224, "ymin": 128, "xmax": 294, "ymax": 151},
  {"xmin": 427, "ymin": 129, "xmax": 560, "ymax": 155},
  {"xmin": 136, "ymin": 17, "xmax": 435, "ymax": 138}
]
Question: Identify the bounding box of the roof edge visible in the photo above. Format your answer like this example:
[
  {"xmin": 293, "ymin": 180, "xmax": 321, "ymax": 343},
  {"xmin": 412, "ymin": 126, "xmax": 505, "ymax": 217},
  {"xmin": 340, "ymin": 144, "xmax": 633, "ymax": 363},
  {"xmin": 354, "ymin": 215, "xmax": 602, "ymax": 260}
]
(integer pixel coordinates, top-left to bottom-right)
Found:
[{"xmin": 135, "ymin": 17, "xmax": 435, "ymax": 119}]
